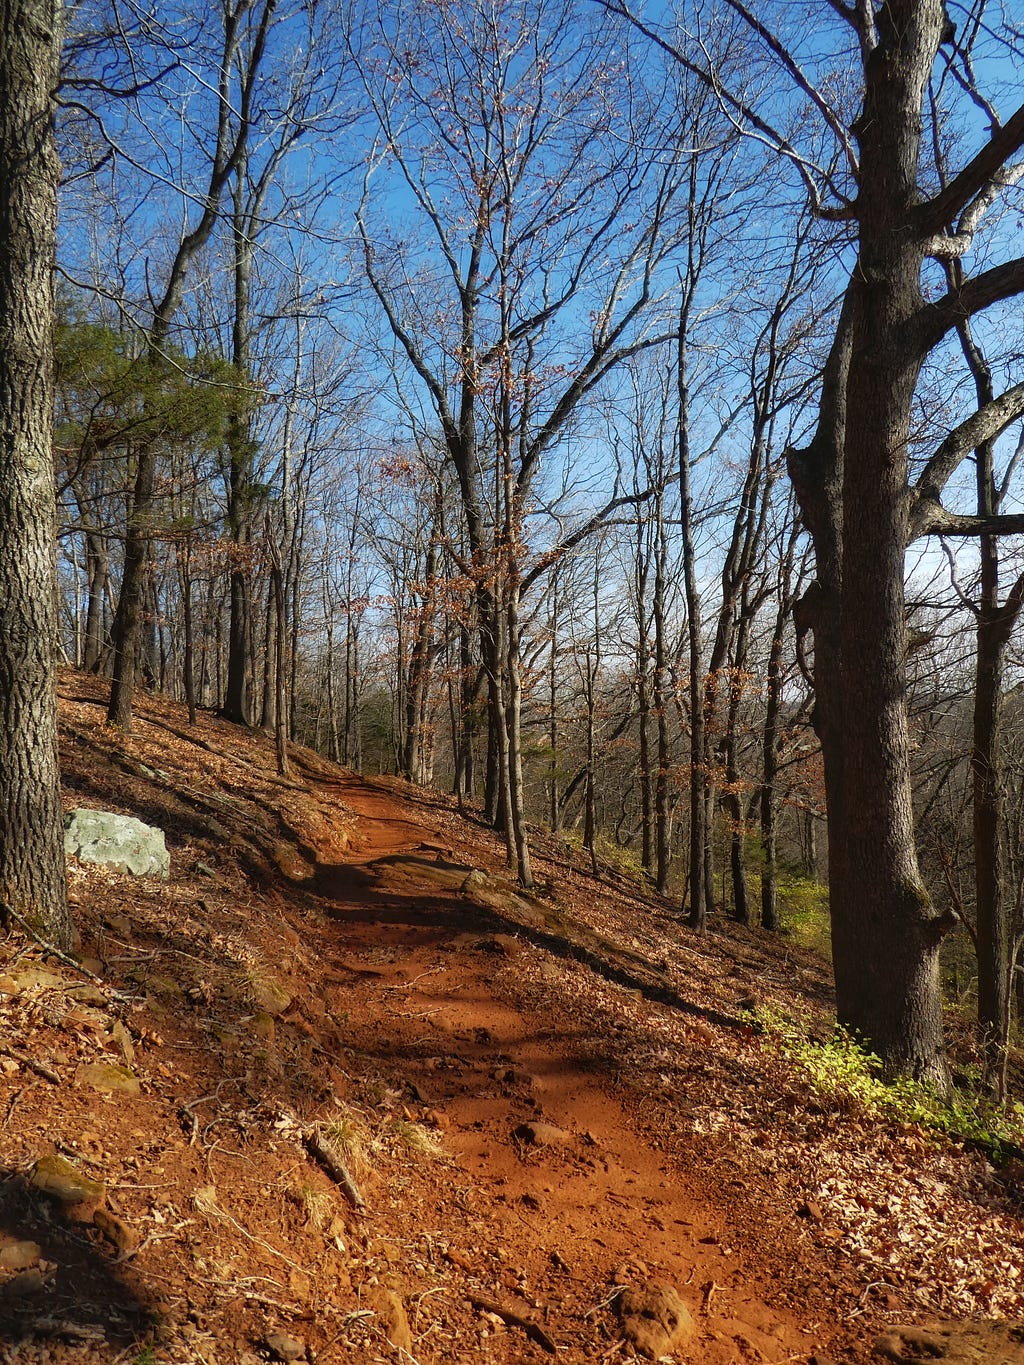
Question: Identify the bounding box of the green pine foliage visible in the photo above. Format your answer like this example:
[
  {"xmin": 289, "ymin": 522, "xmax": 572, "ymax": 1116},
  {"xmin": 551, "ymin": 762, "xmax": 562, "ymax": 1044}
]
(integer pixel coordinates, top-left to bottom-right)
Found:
[{"xmin": 55, "ymin": 305, "xmax": 243, "ymax": 471}]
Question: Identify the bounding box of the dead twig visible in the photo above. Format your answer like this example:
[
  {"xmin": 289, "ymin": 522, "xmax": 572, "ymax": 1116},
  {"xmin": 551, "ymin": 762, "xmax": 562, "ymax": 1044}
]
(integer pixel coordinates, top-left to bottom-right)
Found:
[
  {"xmin": 3, "ymin": 1081, "xmax": 37, "ymax": 1128},
  {"xmin": 0, "ymin": 1044, "xmax": 61, "ymax": 1084},
  {"xmin": 2, "ymin": 903, "xmax": 136, "ymax": 1005},
  {"xmin": 469, "ymin": 1295, "xmax": 557, "ymax": 1354},
  {"xmin": 305, "ymin": 1125, "xmax": 368, "ymax": 1212}
]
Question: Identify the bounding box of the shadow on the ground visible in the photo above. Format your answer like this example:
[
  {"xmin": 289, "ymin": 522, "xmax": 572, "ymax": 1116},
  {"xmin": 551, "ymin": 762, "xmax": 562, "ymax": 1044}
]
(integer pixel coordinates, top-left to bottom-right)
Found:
[
  {"xmin": 316, "ymin": 859, "xmax": 747, "ymax": 1034},
  {"xmin": 0, "ymin": 1171, "xmax": 157, "ymax": 1350}
]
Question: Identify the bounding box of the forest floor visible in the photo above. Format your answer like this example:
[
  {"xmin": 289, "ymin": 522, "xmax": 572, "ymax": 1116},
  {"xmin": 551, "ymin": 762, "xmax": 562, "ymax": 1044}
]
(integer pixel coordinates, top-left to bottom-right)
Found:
[{"xmin": 2, "ymin": 672, "xmax": 1024, "ymax": 1365}]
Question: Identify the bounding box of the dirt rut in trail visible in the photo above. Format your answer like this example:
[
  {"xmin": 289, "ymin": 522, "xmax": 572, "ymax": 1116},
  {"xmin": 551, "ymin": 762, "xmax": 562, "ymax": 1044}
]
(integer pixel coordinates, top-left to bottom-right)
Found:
[{"xmin": 303, "ymin": 767, "xmax": 830, "ymax": 1365}]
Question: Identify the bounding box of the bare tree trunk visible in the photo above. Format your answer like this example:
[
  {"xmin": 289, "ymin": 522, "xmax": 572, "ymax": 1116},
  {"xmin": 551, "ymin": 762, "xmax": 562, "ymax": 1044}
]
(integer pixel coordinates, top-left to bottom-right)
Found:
[
  {"xmin": 82, "ymin": 526, "xmax": 109, "ymax": 672},
  {"xmin": 631, "ymin": 510, "xmax": 654, "ymax": 873},
  {"xmin": 505, "ymin": 584, "xmax": 534, "ymax": 888},
  {"xmin": 259, "ymin": 572, "xmax": 276, "ymax": 732},
  {"xmin": 679, "ymin": 311, "xmax": 708, "ymax": 929},
  {"xmin": 179, "ymin": 542, "xmax": 197, "ymax": 725},
  {"xmin": 724, "ymin": 624, "xmax": 751, "ymax": 926},
  {"xmin": 583, "ymin": 654, "xmax": 599, "ymax": 878},
  {"xmin": 760, "ymin": 528, "xmax": 799, "ymax": 932},
  {"xmin": 223, "ymin": 159, "xmax": 255, "ymax": 727},
  {"xmin": 788, "ymin": 21, "xmax": 950, "ymax": 1080},
  {"xmin": 455, "ymin": 617, "xmax": 475, "ymax": 806},
  {"xmin": 548, "ymin": 565, "xmax": 562, "ymax": 835},
  {"xmin": 107, "ymin": 0, "xmax": 277, "ymax": 734},
  {"xmin": 954, "ymin": 329, "xmax": 1023, "ymax": 1078},
  {"xmin": 267, "ymin": 539, "xmax": 290, "ymax": 778},
  {"xmin": 652, "ymin": 517, "xmax": 672, "ymax": 895},
  {"xmin": 0, "ymin": 0, "xmax": 70, "ymax": 948},
  {"xmin": 403, "ymin": 536, "xmax": 438, "ymax": 783}
]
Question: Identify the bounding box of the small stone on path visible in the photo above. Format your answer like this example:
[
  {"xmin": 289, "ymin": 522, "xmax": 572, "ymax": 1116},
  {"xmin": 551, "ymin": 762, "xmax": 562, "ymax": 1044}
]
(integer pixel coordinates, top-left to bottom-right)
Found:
[
  {"xmin": 265, "ymin": 1330, "xmax": 306, "ymax": 1362},
  {"xmin": 875, "ymin": 1320, "xmax": 1024, "ymax": 1363},
  {"xmin": 0, "ymin": 1241, "xmax": 41, "ymax": 1271},
  {"xmin": 29, "ymin": 1153, "xmax": 106, "ymax": 1206},
  {"xmin": 616, "ymin": 1281, "xmax": 695, "ymax": 1361},
  {"xmin": 362, "ymin": 1285, "xmax": 413, "ymax": 1354},
  {"xmin": 513, "ymin": 1120, "xmax": 569, "ymax": 1148},
  {"xmin": 76, "ymin": 1061, "xmax": 140, "ymax": 1095}
]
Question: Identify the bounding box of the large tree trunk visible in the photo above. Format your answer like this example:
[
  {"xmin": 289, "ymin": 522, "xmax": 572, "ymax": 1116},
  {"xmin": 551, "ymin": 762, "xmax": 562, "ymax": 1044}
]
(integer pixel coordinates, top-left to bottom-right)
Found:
[
  {"xmin": 790, "ymin": 5, "xmax": 953, "ymax": 1084},
  {"xmin": 0, "ymin": 0, "xmax": 70, "ymax": 948}
]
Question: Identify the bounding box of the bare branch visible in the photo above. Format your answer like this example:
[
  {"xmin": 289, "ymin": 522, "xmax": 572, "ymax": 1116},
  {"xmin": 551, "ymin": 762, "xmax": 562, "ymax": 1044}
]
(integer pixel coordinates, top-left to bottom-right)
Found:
[
  {"xmin": 999, "ymin": 425, "xmax": 1024, "ymax": 506},
  {"xmin": 721, "ymin": 0, "xmax": 859, "ymax": 178},
  {"xmin": 913, "ymin": 99, "xmax": 1024, "ymax": 236},
  {"xmin": 938, "ymin": 539, "xmax": 981, "ymax": 619},
  {"xmin": 595, "ymin": 0, "xmax": 855, "ymax": 217},
  {"xmin": 913, "ymin": 508, "xmax": 1024, "ymax": 540},
  {"xmin": 910, "ymin": 380, "xmax": 1024, "ymax": 537},
  {"xmin": 910, "ymin": 256, "xmax": 1024, "ymax": 355}
]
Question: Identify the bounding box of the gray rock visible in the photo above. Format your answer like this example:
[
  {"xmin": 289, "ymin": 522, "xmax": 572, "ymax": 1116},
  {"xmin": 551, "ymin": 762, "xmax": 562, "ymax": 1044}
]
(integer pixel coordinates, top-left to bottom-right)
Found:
[{"xmin": 65, "ymin": 809, "xmax": 169, "ymax": 879}]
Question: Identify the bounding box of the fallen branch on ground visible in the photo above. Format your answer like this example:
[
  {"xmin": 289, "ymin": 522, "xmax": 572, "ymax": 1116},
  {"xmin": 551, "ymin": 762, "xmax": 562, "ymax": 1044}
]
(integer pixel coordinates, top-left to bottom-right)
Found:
[
  {"xmin": 470, "ymin": 1295, "xmax": 557, "ymax": 1353},
  {"xmin": 305, "ymin": 1125, "xmax": 368, "ymax": 1212}
]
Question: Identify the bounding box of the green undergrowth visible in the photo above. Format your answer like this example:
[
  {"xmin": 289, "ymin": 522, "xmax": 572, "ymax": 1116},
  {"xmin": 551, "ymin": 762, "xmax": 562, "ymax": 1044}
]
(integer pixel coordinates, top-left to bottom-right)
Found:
[
  {"xmin": 753, "ymin": 1005, "xmax": 1024, "ymax": 1159},
  {"xmin": 562, "ymin": 830, "xmax": 650, "ymax": 885},
  {"xmin": 774, "ymin": 870, "xmax": 831, "ymax": 956}
]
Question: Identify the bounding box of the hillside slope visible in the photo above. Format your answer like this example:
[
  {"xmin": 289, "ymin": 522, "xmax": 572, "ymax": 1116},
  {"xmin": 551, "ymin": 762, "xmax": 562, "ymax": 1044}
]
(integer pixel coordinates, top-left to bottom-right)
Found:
[{"xmin": 1, "ymin": 671, "xmax": 1022, "ymax": 1364}]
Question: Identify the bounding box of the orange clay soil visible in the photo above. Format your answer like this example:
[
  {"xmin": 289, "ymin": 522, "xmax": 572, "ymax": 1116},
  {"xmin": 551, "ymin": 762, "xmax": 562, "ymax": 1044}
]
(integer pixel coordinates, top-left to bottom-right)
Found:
[{"xmin": 1, "ymin": 669, "xmax": 1022, "ymax": 1365}]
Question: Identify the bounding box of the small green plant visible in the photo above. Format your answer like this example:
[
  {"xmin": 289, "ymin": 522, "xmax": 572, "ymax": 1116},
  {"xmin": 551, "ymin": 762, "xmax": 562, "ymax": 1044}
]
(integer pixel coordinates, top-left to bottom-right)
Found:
[
  {"xmin": 754, "ymin": 1006, "xmax": 890, "ymax": 1112},
  {"xmin": 888, "ymin": 1078, "xmax": 1024, "ymax": 1156},
  {"xmin": 754, "ymin": 1004, "xmax": 1024, "ymax": 1154},
  {"xmin": 131, "ymin": 1346, "xmax": 157, "ymax": 1365},
  {"xmin": 561, "ymin": 829, "xmax": 649, "ymax": 884}
]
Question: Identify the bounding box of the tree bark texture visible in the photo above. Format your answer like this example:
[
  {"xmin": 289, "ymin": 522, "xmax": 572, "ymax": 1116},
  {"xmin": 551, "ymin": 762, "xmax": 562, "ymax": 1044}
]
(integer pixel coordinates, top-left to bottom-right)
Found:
[
  {"xmin": 0, "ymin": 0, "xmax": 70, "ymax": 948},
  {"xmin": 791, "ymin": 2, "xmax": 957, "ymax": 1082}
]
